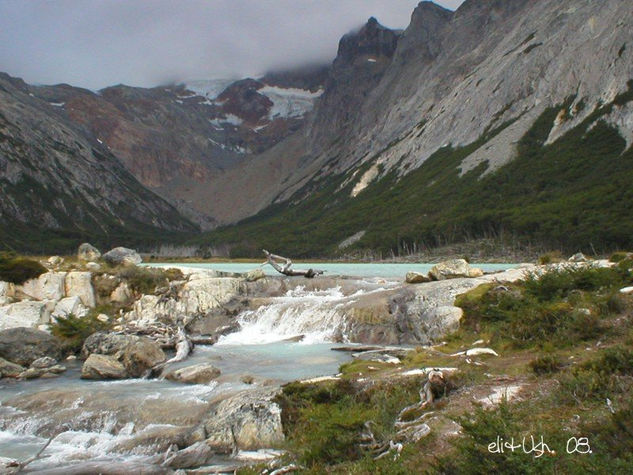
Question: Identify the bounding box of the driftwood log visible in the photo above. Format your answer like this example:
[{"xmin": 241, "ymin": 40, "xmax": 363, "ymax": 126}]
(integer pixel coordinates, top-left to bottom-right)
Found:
[
  {"xmin": 150, "ymin": 326, "xmax": 193, "ymax": 376},
  {"xmin": 263, "ymin": 250, "xmax": 324, "ymax": 278}
]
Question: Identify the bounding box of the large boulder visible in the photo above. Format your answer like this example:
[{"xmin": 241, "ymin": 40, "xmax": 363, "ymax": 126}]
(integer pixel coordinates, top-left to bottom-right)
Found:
[
  {"xmin": 82, "ymin": 332, "xmax": 165, "ymax": 377},
  {"xmin": 17, "ymin": 272, "xmax": 66, "ymax": 301},
  {"xmin": 124, "ymin": 276, "xmax": 244, "ymax": 328},
  {"xmin": 164, "ymin": 363, "xmax": 221, "ymax": 384},
  {"xmin": 0, "ymin": 327, "xmax": 61, "ymax": 366},
  {"xmin": 65, "ymin": 271, "xmax": 96, "ymax": 307},
  {"xmin": 429, "ymin": 259, "xmax": 483, "ymax": 280},
  {"xmin": 0, "ymin": 300, "xmax": 53, "ymax": 330},
  {"xmin": 204, "ymin": 388, "xmax": 283, "ymax": 452},
  {"xmin": 78, "ymin": 243, "xmax": 101, "ymax": 262},
  {"xmin": 81, "ymin": 354, "xmax": 127, "ymax": 380},
  {"xmin": 102, "ymin": 247, "xmax": 142, "ymax": 266}
]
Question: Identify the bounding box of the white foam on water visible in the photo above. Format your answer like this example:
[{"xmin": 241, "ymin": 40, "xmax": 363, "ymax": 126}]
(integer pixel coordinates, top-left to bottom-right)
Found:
[{"xmin": 217, "ymin": 286, "xmax": 377, "ymax": 345}]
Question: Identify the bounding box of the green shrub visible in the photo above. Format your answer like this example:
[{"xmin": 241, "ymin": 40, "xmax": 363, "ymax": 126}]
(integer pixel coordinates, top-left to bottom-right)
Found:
[
  {"xmin": 559, "ymin": 346, "xmax": 633, "ymax": 403},
  {"xmin": 609, "ymin": 251, "xmax": 632, "ymax": 263},
  {"xmin": 606, "ymin": 292, "xmax": 631, "ymax": 314},
  {"xmin": 435, "ymin": 403, "xmax": 547, "ymax": 474},
  {"xmin": 116, "ymin": 266, "xmax": 169, "ymax": 294},
  {"xmin": 275, "ymin": 377, "xmax": 426, "ymax": 468},
  {"xmin": 523, "ymin": 266, "xmax": 626, "ymax": 302},
  {"xmin": 50, "ymin": 311, "xmax": 112, "ymax": 354},
  {"xmin": 529, "ymin": 355, "xmax": 562, "ymax": 375},
  {"xmin": 457, "ymin": 269, "xmax": 617, "ymax": 348},
  {"xmin": 0, "ymin": 252, "xmax": 47, "ymax": 284},
  {"xmin": 538, "ymin": 251, "xmax": 563, "ymax": 265}
]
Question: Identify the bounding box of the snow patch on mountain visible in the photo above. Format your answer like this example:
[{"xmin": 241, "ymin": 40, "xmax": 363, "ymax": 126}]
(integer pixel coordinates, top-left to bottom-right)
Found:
[
  {"xmin": 184, "ymin": 79, "xmax": 235, "ymax": 100},
  {"xmin": 259, "ymin": 86, "xmax": 323, "ymax": 119}
]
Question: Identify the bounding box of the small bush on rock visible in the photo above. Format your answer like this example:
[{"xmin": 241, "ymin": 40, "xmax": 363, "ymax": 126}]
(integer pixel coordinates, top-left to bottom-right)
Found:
[
  {"xmin": 50, "ymin": 311, "xmax": 112, "ymax": 354},
  {"xmin": 0, "ymin": 252, "xmax": 47, "ymax": 284}
]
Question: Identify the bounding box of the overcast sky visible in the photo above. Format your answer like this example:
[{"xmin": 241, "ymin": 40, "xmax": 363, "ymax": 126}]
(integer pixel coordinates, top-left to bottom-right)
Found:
[{"xmin": 0, "ymin": 0, "xmax": 464, "ymax": 90}]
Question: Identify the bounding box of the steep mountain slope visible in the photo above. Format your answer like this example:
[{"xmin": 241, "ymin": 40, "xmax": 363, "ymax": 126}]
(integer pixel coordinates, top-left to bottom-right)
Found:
[
  {"xmin": 28, "ymin": 67, "xmax": 327, "ymax": 229},
  {"xmin": 0, "ymin": 74, "xmax": 197, "ymax": 253},
  {"xmin": 199, "ymin": 0, "xmax": 633, "ymax": 256}
]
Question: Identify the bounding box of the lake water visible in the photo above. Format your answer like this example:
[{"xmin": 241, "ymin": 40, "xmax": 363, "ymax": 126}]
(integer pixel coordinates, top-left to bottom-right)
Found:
[{"xmin": 150, "ymin": 262, "xmax": 517, "ymax": 279}]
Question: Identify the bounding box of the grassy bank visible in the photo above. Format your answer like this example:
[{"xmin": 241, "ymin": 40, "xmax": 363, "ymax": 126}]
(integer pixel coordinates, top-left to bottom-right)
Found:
[{"xmin": 239, "ymin": 260, "xmax": 633, "ymax": 473}]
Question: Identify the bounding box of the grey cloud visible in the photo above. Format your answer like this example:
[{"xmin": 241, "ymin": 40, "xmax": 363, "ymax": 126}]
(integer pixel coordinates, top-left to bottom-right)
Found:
[{"xmin": 0, "ymin": 0, "xmax": 465, "ymax": 90}]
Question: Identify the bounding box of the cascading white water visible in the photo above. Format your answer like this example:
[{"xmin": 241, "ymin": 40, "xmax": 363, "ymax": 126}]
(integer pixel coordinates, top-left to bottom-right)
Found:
[{"xmin": 217, "ymin": 285, "xmax": 380, "ymax": 345}]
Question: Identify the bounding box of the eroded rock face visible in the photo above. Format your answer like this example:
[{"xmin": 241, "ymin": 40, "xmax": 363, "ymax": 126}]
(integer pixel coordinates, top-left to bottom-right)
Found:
[
  {"xmin": 124, "ymin": 275, "xmax": 244, "ymax": 328},
  {"xmin": 0, "ymin": 300, "xmax": 53, "ymax": 330},
  {"xmin": 102, "ymin": 247, "xmax": 142, "ymax": 266},
  {"xmin": 65, "ymin": 271, "xmax": 96, "ymax": 307},
  {"xmin": 17, "ymin": 272, "xmax": 66, "ymax": 301},
  {"xmin": 204, "ymin": 388, "xmax": 283, "ymax": 452},
  {"xmin": 52, "ymin": 296, "xmax": 88, "ymax": 319},
  {"xmin": 164, "ymin": 363, "xmax": 221, "ymax": 384},
  {"xmin": 82, "ymin": 332, "xmax": 165, "ymax": 378},
  {"xmin": 0, "ymin": 327, "xmax": 61, "ymax": 366}
]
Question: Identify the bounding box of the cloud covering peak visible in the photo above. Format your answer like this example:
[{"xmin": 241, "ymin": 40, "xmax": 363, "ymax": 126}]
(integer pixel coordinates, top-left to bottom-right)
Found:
[{"xmin": 0, "ymin": 0, "xmax": 464, "ymax": 90}]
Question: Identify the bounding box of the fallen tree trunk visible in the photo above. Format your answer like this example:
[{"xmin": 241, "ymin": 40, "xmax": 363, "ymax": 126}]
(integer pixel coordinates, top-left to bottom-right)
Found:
[
  {"xmin": 263, "ymin": 250, "xmax": 324, "ymax": 278},
  {"xmin": 150, "ymin": 326, "xmax": 193, "ymax": 376}
]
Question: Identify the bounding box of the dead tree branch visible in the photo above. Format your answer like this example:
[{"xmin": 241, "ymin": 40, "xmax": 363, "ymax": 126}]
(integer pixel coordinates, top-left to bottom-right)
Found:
[{"xmin": 263, "ymin": 250, "xmax": 324, "ymax": 278}]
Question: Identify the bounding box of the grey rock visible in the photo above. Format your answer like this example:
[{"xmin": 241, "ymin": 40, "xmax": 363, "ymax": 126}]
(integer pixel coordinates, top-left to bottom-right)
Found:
[
  {"xmin": 81, "ymin": 354, "xmax": 128, "ymax": 380},
  {"xmin": 30, "ymin": 356, "xmax": 57, "ymax": 369},
  {"xmin": 78, "ymin": 243, "xmax": 101, "ymax": 261},
  {"xmin": 164, "ymin": 363, "xmax": 221, "ymax": 384},
  {"xmin": 17, "ymin": 271, "xmax": 66, "ymax": 301},
  {"xmin": 0, "ymin": 300, "xmax": 53, "ymax": 330},
  {"xmin": 429, "ymin": 259, "xmax": 483, "ymax": 281},
  {"xmin": 406, "ymin": 271, "xmax": 432, "ymax": 284},
  {"xmin": 85, "ymin": 262, "xmax": 101, "ymax": 271},
  {"xmin": 244, "ymin": 268, "xmax": 266, "ymax": 282},
  {"xmin": 82, "ymin": 332, "xmax": 165, "ymax": 377},
  {"xmin": 102, "ymin": 247, "xmax": 142, "ymax": 266},
  {"xmin": 0, "ymin": 327, "xmax": 61, "ymax": 366},
  {"xmin": 47, "ymin": 256, "xmax": 64, "ymax": 267},
  {"xmin": 0, "ymin": 357, "xmax": 25, "ymax": 378},
  {"xmin": 52, "ymin": 296, "xmax": 88, "ymax": 319},
  {"xmin": 204, "ymin": 388, "xmax": 283, "ymax": 452},
  {"xmin": 569, "ymin": 253, "xmax": 589, "ymax": 263},
  {"xmin": 65, "ymin": 271, "xmax": 96, "ymax": 307}
]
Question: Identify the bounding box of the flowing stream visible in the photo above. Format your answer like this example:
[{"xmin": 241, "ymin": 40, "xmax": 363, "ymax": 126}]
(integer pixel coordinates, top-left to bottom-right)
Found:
[
  {"xmin": 0, "ymin": 263, "xmax": 515, "ymax": 469},
  {"xmin": 0, "ymin": 343, "xmax": 351, "ymax": 470}
]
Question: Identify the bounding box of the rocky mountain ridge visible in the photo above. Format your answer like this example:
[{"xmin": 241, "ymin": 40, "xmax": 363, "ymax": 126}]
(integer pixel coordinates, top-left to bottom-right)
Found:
[
  {"xmin": 2, "ymin": 0, "xmax": 633, "ymax": 254},
  {"xmin": 0, "ymin": 73, "xmax": 197, "ymax": 252}
]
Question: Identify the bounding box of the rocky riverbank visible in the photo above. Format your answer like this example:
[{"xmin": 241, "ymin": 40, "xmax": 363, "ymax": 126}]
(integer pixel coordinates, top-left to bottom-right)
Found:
[{"xmin": 1, "ymin": 245, "xmax": 625, "ymax": 472}]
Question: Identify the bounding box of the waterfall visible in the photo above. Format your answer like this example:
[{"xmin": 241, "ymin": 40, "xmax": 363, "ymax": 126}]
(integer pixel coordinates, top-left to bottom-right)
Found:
[{"xmin": 217, "ymin": 285, "xmax": 378, "ymax": 345}]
